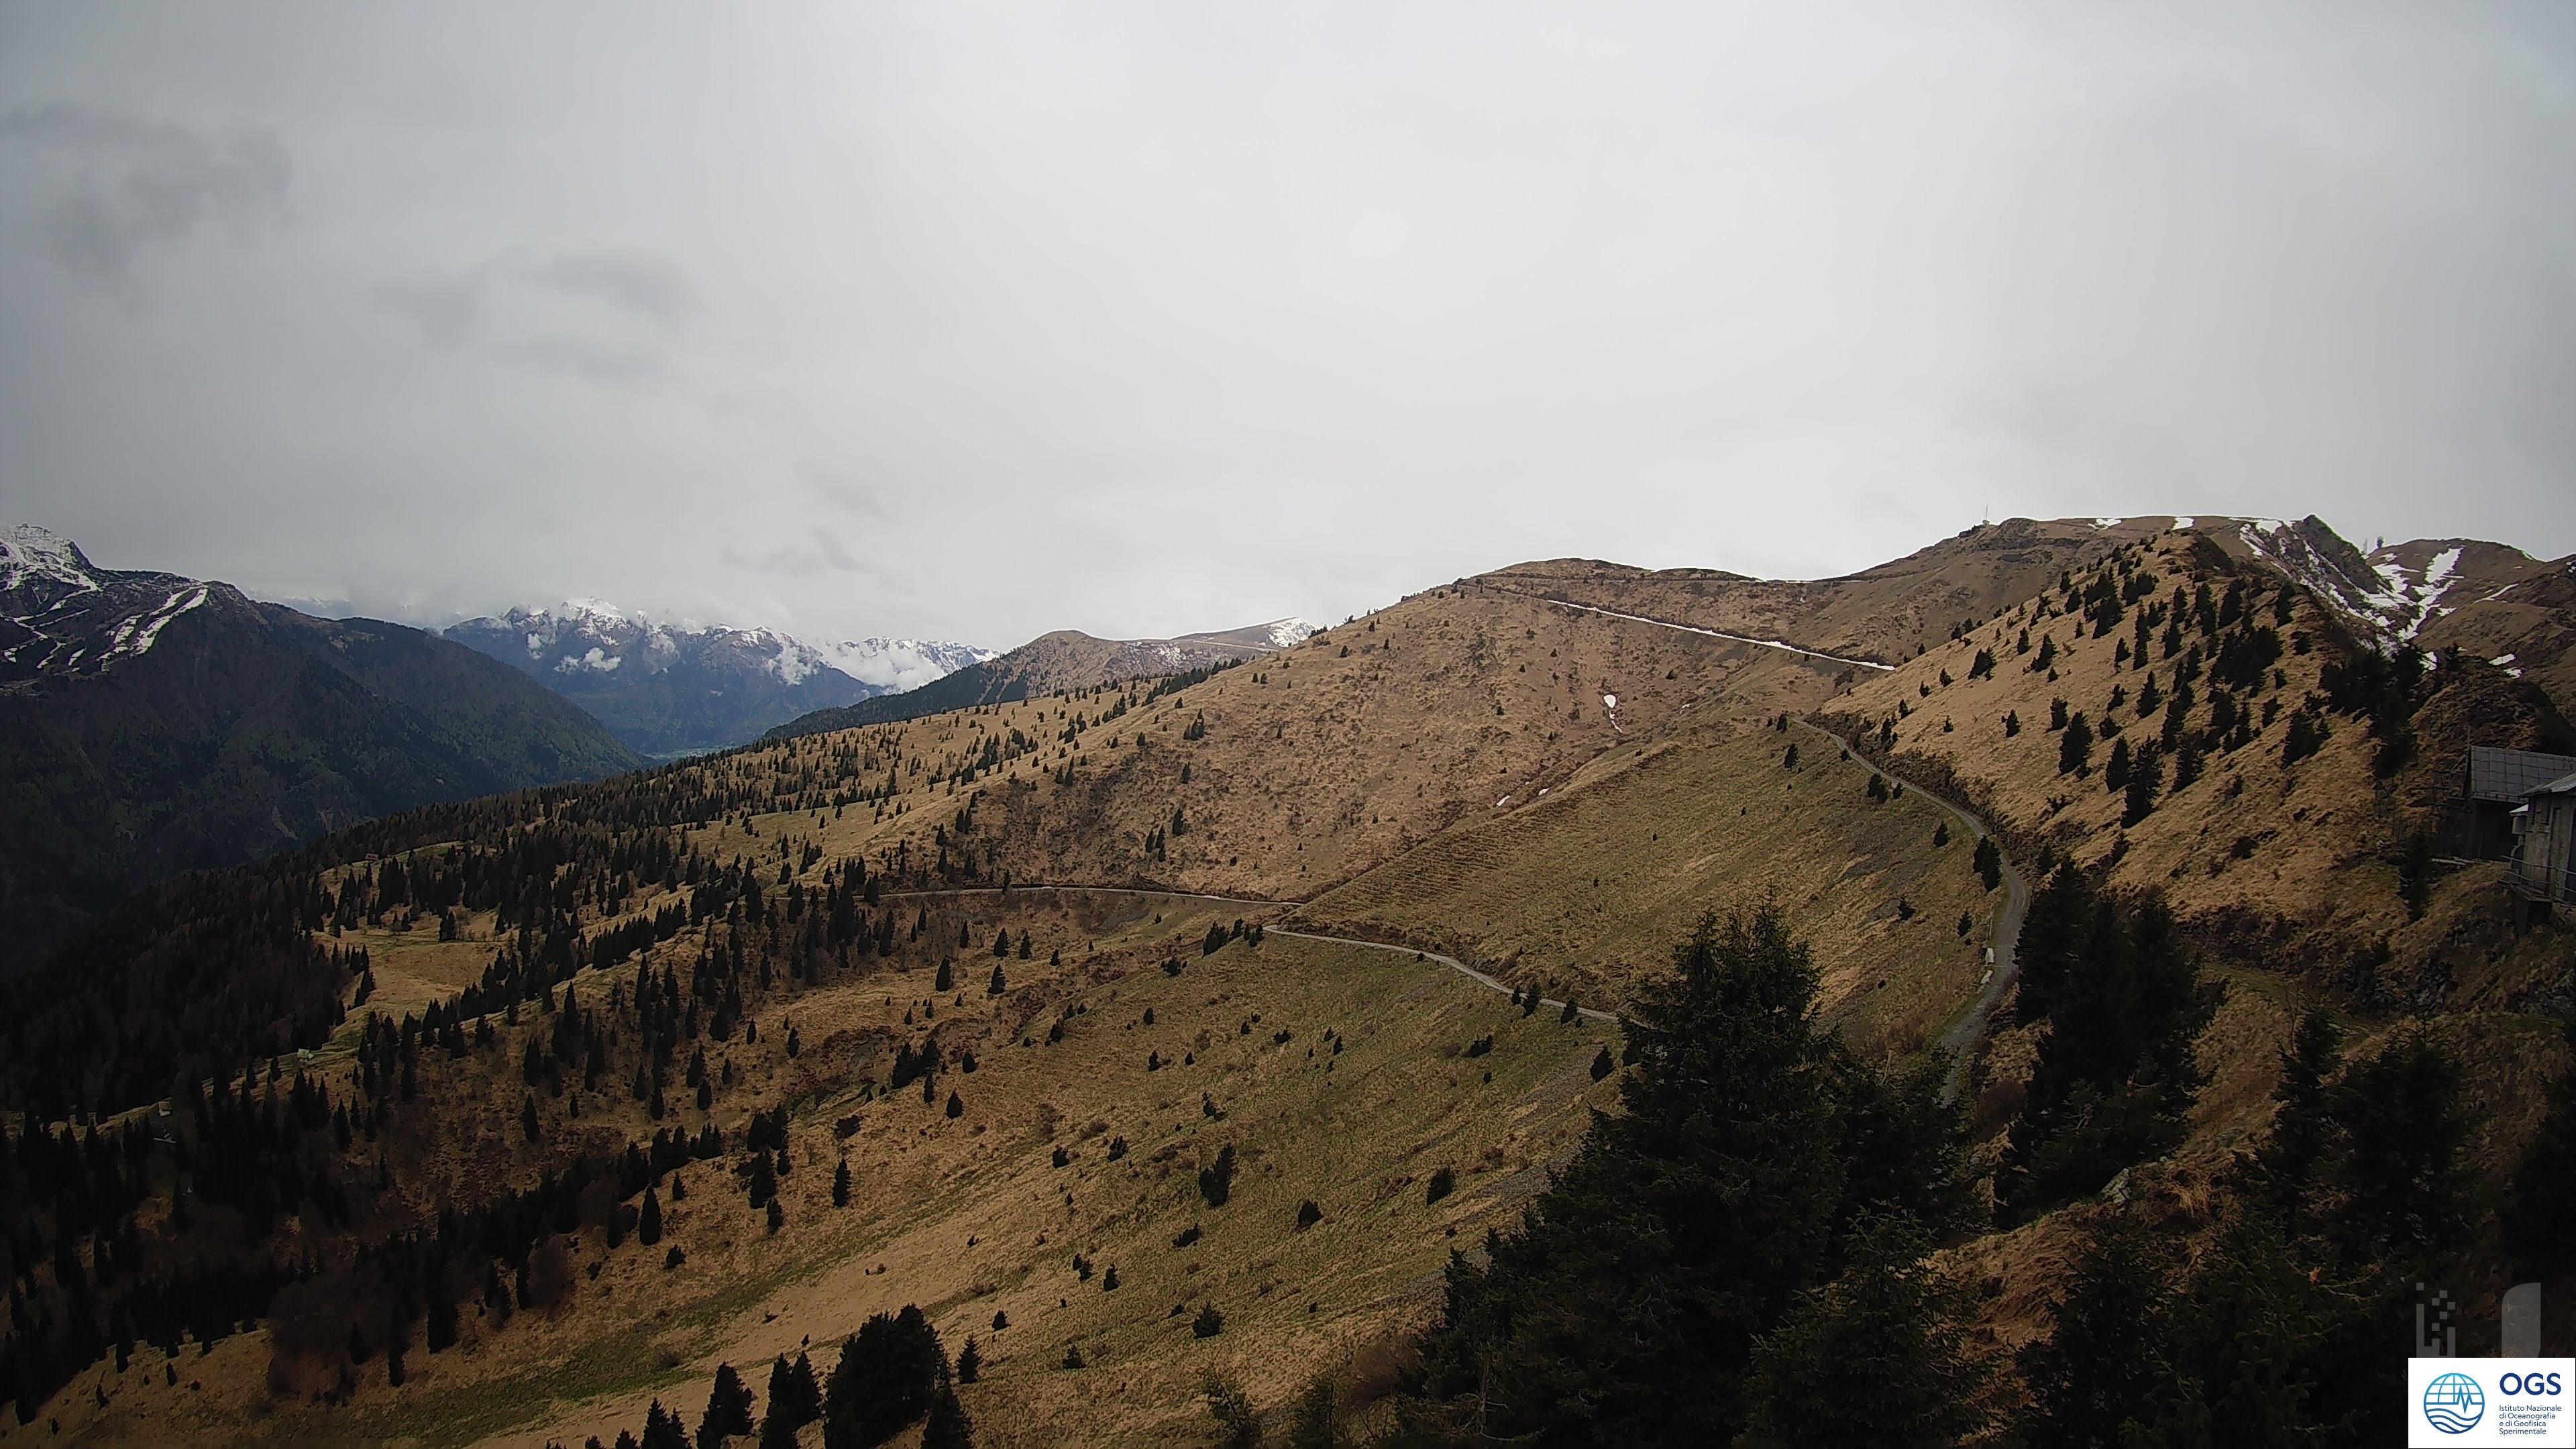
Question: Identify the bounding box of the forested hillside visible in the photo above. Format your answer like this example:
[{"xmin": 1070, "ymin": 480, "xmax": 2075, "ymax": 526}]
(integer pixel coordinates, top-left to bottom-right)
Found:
[
  {"xmin": 0, "ymin": 529, "xmax": 640, "ymax": 974},
  {"xmin": 3, "ymin": 519, "xmax": 2569, "ymax": 1446}
]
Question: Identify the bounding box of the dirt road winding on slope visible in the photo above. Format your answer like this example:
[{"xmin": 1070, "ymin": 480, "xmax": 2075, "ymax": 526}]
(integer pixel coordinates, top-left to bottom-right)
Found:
[
  {"xmin": 1519, "ymin": 594, "xmax": 2031, "ymax": 1095},
  {"xmin": 881, "ymin": 883, "xmax": 1621, "ymax": 1020},
  {"xmin": 1269, "ymin": 928, "xmax": 1622, "ymax": 1023},
  {"xmin": 1789, "ymin": 717, "xmax": 2028, "ymax": 1102}
]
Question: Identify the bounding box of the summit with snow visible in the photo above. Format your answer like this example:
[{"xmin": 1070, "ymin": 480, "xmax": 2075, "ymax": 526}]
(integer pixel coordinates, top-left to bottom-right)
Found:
[{"xmin": 439, "ymin": 602, "xmax": 995, "ymax": 759}]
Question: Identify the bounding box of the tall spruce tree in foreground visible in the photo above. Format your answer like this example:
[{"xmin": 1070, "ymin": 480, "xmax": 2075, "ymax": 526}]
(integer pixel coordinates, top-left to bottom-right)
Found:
[
  {"xmin": 2508, "ymin": 1019, "xmax": 2576, "ymax": 1268},
  {"xmin": 2012, "ymin": 1019, "xmax": 2479, "ymax": 1446},
  {"xmin": 1740, "ymin": 1214, "xmax": 1992, "ymax": 1448},
  {"xmin": 1996, "ymin": 865, "xmax": 2209, "ymax": 1218},
  {"xmin": 2248, "ymin": 1006, "xmax": 2342, "ymax": 1228},
  {"xmin": 1407, "ymin": 906, "xmax": 1969, "ymax": 1444},
  {"xmin": 2015, "ymin": 1216, "xmax": 2178, "ymax": 1447}
]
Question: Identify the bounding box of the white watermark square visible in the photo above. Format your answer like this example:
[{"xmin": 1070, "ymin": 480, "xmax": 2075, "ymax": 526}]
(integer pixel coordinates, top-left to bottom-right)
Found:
[{"xmin": 2408, "ymin": 1358, "xmax": 2575, "ymax": 1446}]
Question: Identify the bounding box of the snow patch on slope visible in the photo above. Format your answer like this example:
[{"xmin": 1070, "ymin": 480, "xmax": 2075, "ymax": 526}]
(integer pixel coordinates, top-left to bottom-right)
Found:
[
  {"xmin": 1, "ymin": 524, "xmax": 99, "ymax": 600},
  {"xmin": 2233, "ymin": 518, "xmax": 2430, "ymax": 645},
  {"xmin": 1263, "ymin": 617, "xmax": 1320, "ymax": 649},
  {"xmin": 106, "ymin": 586, "xmax": 209, "ymax": 659}
]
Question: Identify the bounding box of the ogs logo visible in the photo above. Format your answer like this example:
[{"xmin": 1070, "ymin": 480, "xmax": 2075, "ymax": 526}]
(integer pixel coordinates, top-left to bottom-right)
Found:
[
  {"xmin": 2423, "ymin": 1372, "xmax": 2485, "ymax": 1435},
  {"xmin": 2504, "ymin": 1372, "xmax": 2566, "ymax": 1397}
]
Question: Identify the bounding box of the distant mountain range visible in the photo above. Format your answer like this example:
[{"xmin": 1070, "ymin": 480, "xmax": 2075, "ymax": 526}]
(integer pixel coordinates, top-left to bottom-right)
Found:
[
  {"xmin": 440, "ymin": 602, "xmax": 995, "ymax": 758},
  {"xmin": 0, "ymin": 525, "xmax": 639, "ymax": 974},
  {"xmin": 761, "ymin": 616, "xmax": 1314, "ymax": 741}
]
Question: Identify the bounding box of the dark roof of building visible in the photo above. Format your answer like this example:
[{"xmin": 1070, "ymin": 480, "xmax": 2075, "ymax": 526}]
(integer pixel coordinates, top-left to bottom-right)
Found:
[
  {"xmin": 2533, "ymin": 771, "xmax": 2576, "ymax": 800},
  {"xmin": 2469, "ymin": 746, "xmax": 2576, "ymax": 803}
]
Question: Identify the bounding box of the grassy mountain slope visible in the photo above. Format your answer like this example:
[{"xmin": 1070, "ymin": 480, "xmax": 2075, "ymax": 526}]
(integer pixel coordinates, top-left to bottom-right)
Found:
[
  {"xmin": 11, "ymin": 517, "xmax": 2575, "ymax": 1444},
  {"xmin": 1819, "ymin": 521, "xmax": 2574, "ymax": 1362},
  {"xmin": 1295, "ymin": 724, "xmax": 1998, "ymax": 1060}
]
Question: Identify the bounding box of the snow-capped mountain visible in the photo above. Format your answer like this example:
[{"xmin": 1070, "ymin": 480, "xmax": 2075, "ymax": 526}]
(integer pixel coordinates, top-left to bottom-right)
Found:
[
  {"xmin": 2226, "ymin": 515, "xmax": 2561, "ymax": 649},
  {"xmin": 441, "ymin": 601, "xmax": 993, "ymax": 758},
  {"xmin": 761, "ymin": 616, "xmax": 1322, "ymax": 742},
  {"xmin": 1, "ymin": 523, "xmax": 217, "ymax": 682},
  {"xmin": 818, "ymin": 636, "xmax": 1000, "ymax": 693},
  {"xmin": 1, "ymin": 525, "xmax": 639, "ymax": 973}
]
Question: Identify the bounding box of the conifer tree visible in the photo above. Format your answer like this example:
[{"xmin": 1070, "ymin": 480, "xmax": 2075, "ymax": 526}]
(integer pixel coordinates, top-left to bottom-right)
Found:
[
  {"xmin": 2059, "ymin": 713, "xmax": 2094, "ymax": 775},
  {"xmin": 700, "ymin": 1362, "xmax": 755, "ymax": 1446},
  {"xmin": 1412, "ymin": 907, "xmax": 1960, "ymax": 1443},
  {"xmin": 2508, "ymin": 1021, "xmax": 2576, "ymax": 1267},
  {"xmin": 2015, "ymin": 1215, "xmax": 2177, "ymax": 1446},
  {"xmin": 1740, "ymin": 1214, "xmax": 1991, "ymax": 1448},
  {"xmin": 759, "ymin": 1351, "xmax": 822, "ymax": 1448},
  {"xmin": 920, "ymin": 1366, "xmax": 974, "ymax": 1449},
  {"xmin": 642, "ymin": 1399, "xmax": 690, "ymax": 1449},
  {"xmin": 2141, "ymin": 1208, "xmax": 2344, "ymax": 1442},
  {"xmin": 2121, "ymin": 743, "xmax": 2162, "ymax": 825},
  {"xmin": 1972, "ymin": 835, "xmax": 2002, "ymax": 892},
  {"xmin": 822, "ymin": 1304, "xmax": 945, "ymax": 1448},
  {"xmin": 1198, "ymin": 1145, "xmax": 1236, "ymax": 1207},
  {"xmin": 1997, "ymin": 869, "xmax": 2206, "ymax": 1216},
  {"xmin": 2320, "ymin": 1025, "xmax": 2467, "ymax": 1262},
  {"xmin": 639, "ymin": 1187, "xmax": 663, "ymax": 1246},
  {"xmin": 2249, "ymin": 1007, "xmax": 2341, "ymax": 1224}
]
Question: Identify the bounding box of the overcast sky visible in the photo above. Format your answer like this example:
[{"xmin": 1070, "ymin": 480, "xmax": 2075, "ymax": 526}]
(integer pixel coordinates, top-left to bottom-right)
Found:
[{"xmin": 1, "ymin": 5, "xmax": 2569, "ymax": 649}]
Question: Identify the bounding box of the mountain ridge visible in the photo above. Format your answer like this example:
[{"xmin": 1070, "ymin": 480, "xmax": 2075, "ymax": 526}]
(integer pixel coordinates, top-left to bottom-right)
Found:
[
  {"xmin": 6, "ymin": 514, "xmax": 2573, "ymax": 1444},
  {"xmin": 760, "ymin": 616, "xmax": 1316, "ymax": 741},
  {"xmin": 0, "ymin": 524, "xmax": 642, "ymax": 975},
  {"xmin": 440, "ymin": 600, "xmax": 994, "ymax": 758}
]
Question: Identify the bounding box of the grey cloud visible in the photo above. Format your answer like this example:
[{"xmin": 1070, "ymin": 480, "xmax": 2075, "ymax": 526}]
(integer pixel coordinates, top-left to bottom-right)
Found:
[
  {"xmin": 729, "ymin": 528, "xmax": 884, "ymax": 580},
  {"xmin": 1, "ymin": 8, "xmax": 2570, "ymax": 651},
  {"xmin": 380, "ymin": 248, "xmax": 688, "ymax": 367},
  {"xmin": 378, "ymin": 268, "xmax": 487, "ymax": 346},
  {"xmin": 799, "ymin": 462, "xmax": 892, "ymax": 519},
  {"xmin": 532, "ymin": 248, "xmax": 693, "ymax": 329},
  {"xmin": 1, "ymin": 103, "xmax": 290, "ymax": 300},
  {"xmin": 501, "ymin": 335, "xmax": 663, "ymax": 386}
]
